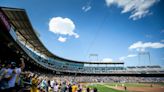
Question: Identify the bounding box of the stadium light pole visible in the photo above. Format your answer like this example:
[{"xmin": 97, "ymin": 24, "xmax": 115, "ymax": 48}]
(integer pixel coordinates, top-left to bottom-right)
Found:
[
  {"xmin": 138, "ymin": 51, "xmax": 151, "ymax": 66},
  {"xmin": 138, "ymin": 53, "xmax": 141, "ymax": 66},
  {"xmin": 89, "ymin": 53, "xmax": 99, "ymax": 62},
  {"xmin": 148, "ymin": 52, "xmax": 151, "ymax": 66}
]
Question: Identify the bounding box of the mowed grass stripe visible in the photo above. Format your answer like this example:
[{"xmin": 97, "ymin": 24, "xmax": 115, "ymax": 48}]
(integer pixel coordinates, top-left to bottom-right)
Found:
[
  {"xmin": 104, "ymin": 83, "xmax": 149, "ymax": 87},
  {"xmin": 88, "ymin": 84, "xmax": 126, "ymax": 92}
]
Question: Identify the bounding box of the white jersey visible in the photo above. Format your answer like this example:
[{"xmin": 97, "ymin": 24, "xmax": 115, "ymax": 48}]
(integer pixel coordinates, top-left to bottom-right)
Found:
[
  {"xmin": 8, "ymin": 68, "xmax": 21, "ymax": 88},
  {"xmin": 4, "ymin": 68, "xmax": 13, "ymax": 78},
  {"xmin": 50, "ymin": 80, "xmax": 54, "ymax": 87},
  {"xmin": 15, "ymin": 68, "xmax": 21, "ymax": 85},
  {"xmin": 54, "ymin": 85, "xmax": 59, "ymax": 92}
]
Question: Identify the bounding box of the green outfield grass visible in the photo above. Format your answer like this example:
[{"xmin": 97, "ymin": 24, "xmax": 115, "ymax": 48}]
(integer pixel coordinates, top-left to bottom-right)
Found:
[
  {"xmin": 87, "ymin": 84, "xmax": 127, "ymax": 92},
  {"xmin": 86, "ymin": 82, "xmax": 164, "ymax": 92},
  {"xmin": 104, "ymin": 83, "xmax": 149, "ymax": 87},
  {"xmin": 151, "ymin": 82, "xmax": 164, "ymax": 86}
]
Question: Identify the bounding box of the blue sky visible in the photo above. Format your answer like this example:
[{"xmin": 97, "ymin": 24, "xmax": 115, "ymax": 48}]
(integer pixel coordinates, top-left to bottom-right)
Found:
[{"xmin": 0, "ymin": 0, "xmax": 164, "ymax": 66}]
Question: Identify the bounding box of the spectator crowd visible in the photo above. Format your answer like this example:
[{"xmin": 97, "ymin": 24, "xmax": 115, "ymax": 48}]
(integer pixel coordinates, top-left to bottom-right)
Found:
[{"xmin": 0, "ymin": 58, "xmax": 164, "ymax": 92}]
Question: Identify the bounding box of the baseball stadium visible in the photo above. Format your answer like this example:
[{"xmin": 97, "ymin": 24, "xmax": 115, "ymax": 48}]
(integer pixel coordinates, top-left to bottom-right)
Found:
[{"xmin": 0, "ymin": 0, "xmax": 164, "ymax": 92}]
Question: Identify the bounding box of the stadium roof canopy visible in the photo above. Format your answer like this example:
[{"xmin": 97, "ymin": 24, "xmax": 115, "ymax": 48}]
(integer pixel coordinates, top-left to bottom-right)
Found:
[
  {"xmin": 1, "ymin": 7, "xmax": 124, "ymax": 64},
  {"xmin": 1, "ymin": 7, "xmax": 54, "ymax": 57}
]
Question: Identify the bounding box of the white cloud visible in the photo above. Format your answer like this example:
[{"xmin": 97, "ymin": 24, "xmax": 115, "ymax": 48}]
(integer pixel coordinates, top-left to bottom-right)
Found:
[
  {"xmin": 82, "ymin": 5, "xmax": 92, "ymax": 12},
  {"xmin": 119, "ymin": 56, "xmax": 127, "ymax": 61},
  {"xmin": 49, "ymin": 17, "xmax": 79, "ymax": 42},
  {"xmin": 82, "ymin": 1, "xmax": 92, "ymax": 12},
  {"xmin": 102, "ymin": 55, "xmax": 137, "ymax": 62},
  {"xmin": 119, "ymin": 54, "xmax": 137, "ymax": 61},
  {"xmin": 129, "ymin": 41, "xmax": 164, "ymax": 51},
  {"xmin": 127, "ymin": 54, "xmax": 137, "ymax": 57},
  {"xmin": 105, "ymin": 0, "xmax": 159, "ymax": 20},
  {"xmin": 161, "ymin": 40, "xmax": 164, "ymax": 42},
  {"xmin": 102, "ymin": 58, "xmax": 113, "ymax": 62},
  {"xmin": 58, "ymin": 36, "xmax": 67, "ymax": 42}
]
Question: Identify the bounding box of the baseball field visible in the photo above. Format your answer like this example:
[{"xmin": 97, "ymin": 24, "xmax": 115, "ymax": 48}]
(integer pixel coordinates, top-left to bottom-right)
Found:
[{"xmin": 85, "ymin": 82, "xmax": 164, "ymax": 92}]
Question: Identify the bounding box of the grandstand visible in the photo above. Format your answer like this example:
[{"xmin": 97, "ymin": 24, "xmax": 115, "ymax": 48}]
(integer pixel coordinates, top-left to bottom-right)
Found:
[
  {"xmin": 0, "ymin": 7, "xmax": 164, "ymax": 76},
  {"xmin": 1, "ymin": 6, "xmax": 164, "ymax": 92}
]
